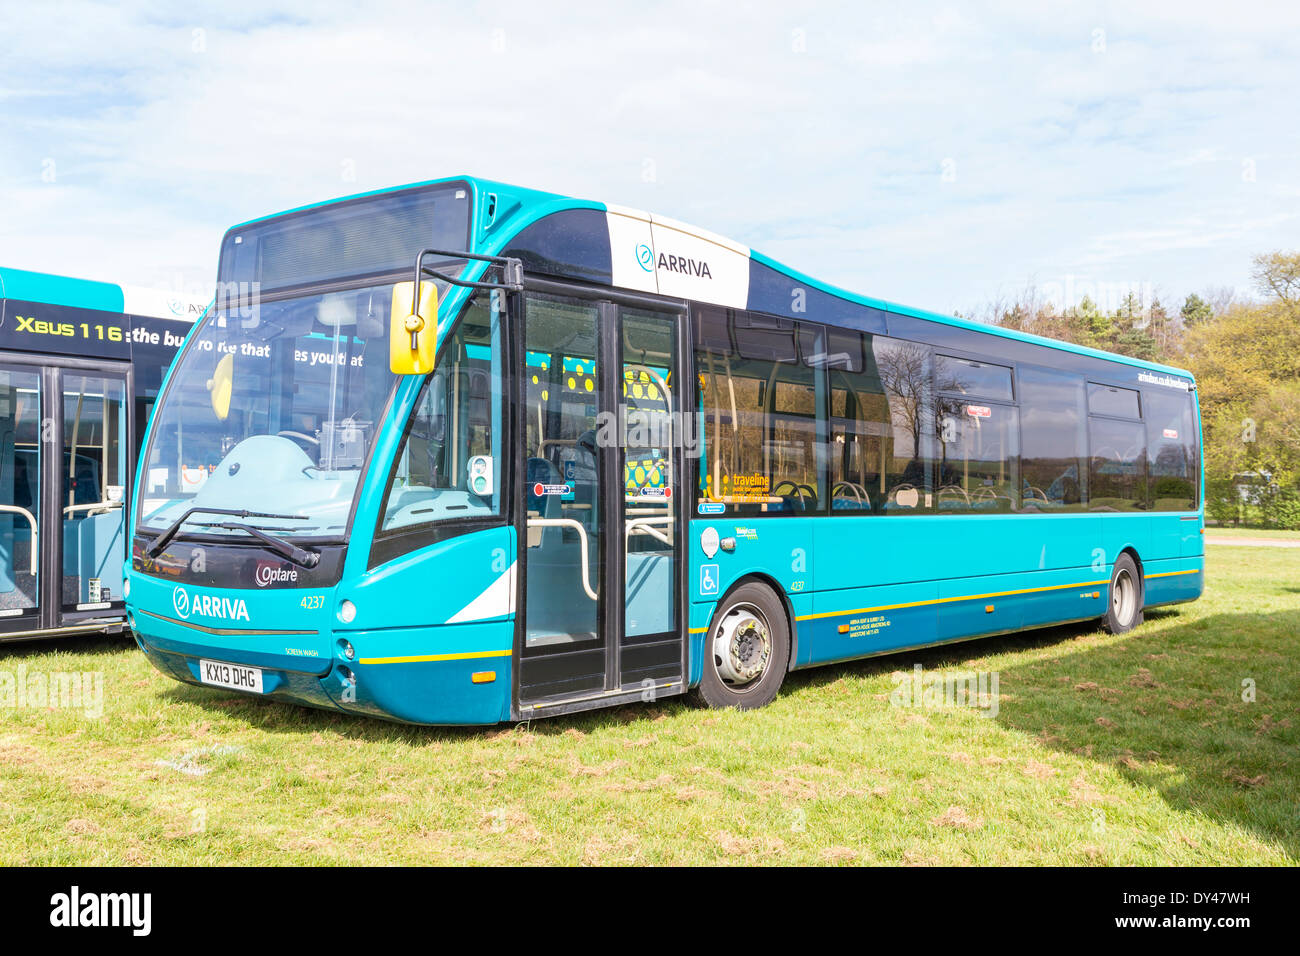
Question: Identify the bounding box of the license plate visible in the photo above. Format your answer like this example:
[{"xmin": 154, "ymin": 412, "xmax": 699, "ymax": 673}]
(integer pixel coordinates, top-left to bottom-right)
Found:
[{"xmin": 198, "ymin": 659, "xmax": 264, "ymax": 693}]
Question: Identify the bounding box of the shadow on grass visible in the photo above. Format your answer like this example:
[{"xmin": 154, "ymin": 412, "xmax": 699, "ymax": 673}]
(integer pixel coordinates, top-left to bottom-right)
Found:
[
  {"xmin": 989, "ymin": 608, "xmax": 1299, "ymax": 859},
  {"xmin": 0, "ymin": 633, "xmax": 136, "ymax": 659},
  {"xmin": 773, "ymin": 607, "xmax": 1300, "ymax": 858},
  {"xmin": 156, "ymin": 668, "xmax": 700, "ymax": 747},
  {"xmin": 128, "ymin": 601, "xmax": 1300, "ymax": 858}
]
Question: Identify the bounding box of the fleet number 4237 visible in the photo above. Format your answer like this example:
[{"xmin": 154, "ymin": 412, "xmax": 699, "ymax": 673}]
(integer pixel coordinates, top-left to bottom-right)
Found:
[{"xmin": 300, "ymin": 595, "xmax": 325, "ymax": 610}]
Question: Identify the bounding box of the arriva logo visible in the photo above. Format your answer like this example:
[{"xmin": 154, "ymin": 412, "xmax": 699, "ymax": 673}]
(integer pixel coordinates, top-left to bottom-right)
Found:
[
  {"xmin": 171, "ymin": 585, "xmax": 250, "ymax": 622},
  {"xmin": 635, "ymin": 243, "xmax": 654, "ymax": 272}
]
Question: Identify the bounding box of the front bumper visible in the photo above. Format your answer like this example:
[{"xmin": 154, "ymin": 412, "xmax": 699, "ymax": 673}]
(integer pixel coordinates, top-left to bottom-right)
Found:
[{"xmin": 135, "ymin": 630, "xmax": 512, "ymax": 726}]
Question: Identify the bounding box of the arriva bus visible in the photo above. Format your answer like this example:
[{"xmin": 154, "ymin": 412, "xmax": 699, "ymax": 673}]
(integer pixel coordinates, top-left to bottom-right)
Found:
[
  {"xmin": 125, "ymin": 177, "xmax": 1203, "ymax": 724},
  {"xmin": 0, "ymin": 267, "xmax": 204, "ymax": 642}
]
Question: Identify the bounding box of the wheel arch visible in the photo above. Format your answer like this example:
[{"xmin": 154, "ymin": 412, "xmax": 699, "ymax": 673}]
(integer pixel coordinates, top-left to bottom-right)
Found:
[
  {"xmin": 709, "ymin": 572, "xmax": 799, "ymax": 670},
  {"xmin": 1117, "ymin": 545, "xmax": 1145, "ymax": 595}
]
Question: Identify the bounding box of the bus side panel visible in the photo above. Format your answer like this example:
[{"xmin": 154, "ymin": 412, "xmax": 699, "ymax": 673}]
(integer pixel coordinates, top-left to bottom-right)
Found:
[
  {"xmin": 1147, "ymin": 514, "xmax": 1188, "ymax": 562},
  {"xmin": 686, "ymin": 517, "xmax": 815, "ymax": 680},
  {"xmin": 335, "ymin": 621, "xmax": 513, "ymax": 725},
  {"xmin": 809, "ymin": 513, "xmax": 1107, "ymax": 659},
  {"xmin": 1141, "ymin": 560, "xmax": 1205, "ymax": 607},
  {"xmin": 806, "ymin": 580, "xmax": 937, "ymax": 666},
  {"xmin": 339, "ymin": 525, "xmax": 517, "ymax": 723},
  {"xmin": 349, "ymin": 526, "xmax": 515, "ymax": 629}
]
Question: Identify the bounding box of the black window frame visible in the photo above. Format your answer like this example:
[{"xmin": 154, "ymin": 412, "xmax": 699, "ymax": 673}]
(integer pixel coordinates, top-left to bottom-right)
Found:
[{"xmin": 368, "ymin": 295, "xmax": 510, "ymax": 568}]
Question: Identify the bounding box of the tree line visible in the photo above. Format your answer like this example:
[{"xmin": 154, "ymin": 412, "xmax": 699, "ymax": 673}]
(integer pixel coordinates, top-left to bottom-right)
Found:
[{"xmin": 966, "ymin": 252, "xmax": 1300, "ymax": 528}]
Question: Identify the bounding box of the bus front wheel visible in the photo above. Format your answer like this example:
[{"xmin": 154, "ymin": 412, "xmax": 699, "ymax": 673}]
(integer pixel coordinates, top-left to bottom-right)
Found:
[
  {"xmin": 1103, "ymin": 553, "xmax": 1144, "ymax": 634},
  {"xmin": 696, "ymin": 582, "xmax": 790, "ymax": 710}
]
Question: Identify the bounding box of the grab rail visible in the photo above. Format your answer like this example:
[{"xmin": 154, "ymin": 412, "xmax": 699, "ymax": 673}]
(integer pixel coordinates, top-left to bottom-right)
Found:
[
  {"xmin": 525, "ymin": 517, "xmax": 598, "ymax": 601},
  {"xmin": 0, "ymin": 505, "xmax": 38, "ymax": 575},
  {"xmin": 63, "ymin": 500, "xmax": 124, "ymax": 518}
]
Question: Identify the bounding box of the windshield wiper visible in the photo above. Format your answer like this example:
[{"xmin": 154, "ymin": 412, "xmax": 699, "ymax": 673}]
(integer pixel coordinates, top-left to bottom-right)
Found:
[
  {"xmin": 145, "ymin": 507, "xmax": 308, "ymax": 558},
  {"xmin": 194, "ymin": 521, "xmax": 321, "ymax": 568}
]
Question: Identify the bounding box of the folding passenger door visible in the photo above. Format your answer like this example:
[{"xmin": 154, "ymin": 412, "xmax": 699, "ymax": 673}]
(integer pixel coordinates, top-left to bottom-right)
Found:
[{"xmin": 514, "ymin": 286, "xmax": 686, "ymax": 713}]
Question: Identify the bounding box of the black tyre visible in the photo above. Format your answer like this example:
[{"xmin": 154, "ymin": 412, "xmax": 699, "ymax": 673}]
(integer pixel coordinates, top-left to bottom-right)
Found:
[
  {"xmin": 696, "ymin": 581, "xmax": 790, "ymax": 710},
  {"xmin": 1103, "ymin": 553, "xmax": 1144, "ymax": 634}
]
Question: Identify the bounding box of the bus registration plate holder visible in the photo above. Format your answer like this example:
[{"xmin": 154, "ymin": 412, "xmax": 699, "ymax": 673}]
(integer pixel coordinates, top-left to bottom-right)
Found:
[{"xmin": 199, "ymin": 659, "xmax": 265, "ymax": 694}]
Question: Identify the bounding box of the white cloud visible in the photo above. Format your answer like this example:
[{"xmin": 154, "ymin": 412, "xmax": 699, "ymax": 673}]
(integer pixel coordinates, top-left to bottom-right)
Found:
[{"xmin": 0, "ymin": 0, "xmax": 1297, "ymax": 312}]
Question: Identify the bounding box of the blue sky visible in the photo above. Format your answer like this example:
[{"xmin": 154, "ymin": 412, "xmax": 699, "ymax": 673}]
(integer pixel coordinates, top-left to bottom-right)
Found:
[{"xmin": 2, "ymin": 0, "xmax": 1297, "ymax": 317}]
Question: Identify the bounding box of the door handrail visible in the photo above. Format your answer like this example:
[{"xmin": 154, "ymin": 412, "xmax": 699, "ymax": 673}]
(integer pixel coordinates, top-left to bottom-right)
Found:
[
  {"xmin": 625, "ymin": 515, "xmax": 672, "ymax": 546},
  {"xmin": 0, "ymin": 505, "xmax": 38, "ymax": 575},
  {"xmin": 63, "ymin": 499, "xmax": 124, "ymax": 518},
  {"xmin": 525, "ymin": 517, "xmax": 598, "ymax": 601}
]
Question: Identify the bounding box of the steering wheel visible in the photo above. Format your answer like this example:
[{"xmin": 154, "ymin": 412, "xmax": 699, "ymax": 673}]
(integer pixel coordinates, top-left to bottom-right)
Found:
[{"xmin": 277, "ymin": 430, "xmax": 321, "ymax": 457}]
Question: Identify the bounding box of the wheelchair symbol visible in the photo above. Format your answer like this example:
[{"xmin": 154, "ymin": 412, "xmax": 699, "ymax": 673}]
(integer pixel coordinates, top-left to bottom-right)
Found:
[{"xmin": 700, "ymin": 564, "xmax": 720, "ymax": 596}]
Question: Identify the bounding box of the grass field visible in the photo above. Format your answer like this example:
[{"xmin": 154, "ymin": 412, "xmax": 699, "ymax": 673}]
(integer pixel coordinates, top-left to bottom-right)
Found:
[
  {"xmin": 1203, "ymin": 526, "xmax": 1300, "ymax": 541},
  {"xmin": 1, "ymin": 543, "xmax": 1296, "ymax": 866}
]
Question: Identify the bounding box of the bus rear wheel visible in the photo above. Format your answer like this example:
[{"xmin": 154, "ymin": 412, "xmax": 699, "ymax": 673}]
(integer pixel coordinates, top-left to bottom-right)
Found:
[
  {"xmin": 696, "ymin": 582, "xmax": 790, "ymax": 710},
  {"xmin": 1103, "ymin": 553, "xmax": 1144, "ymax": 634}
]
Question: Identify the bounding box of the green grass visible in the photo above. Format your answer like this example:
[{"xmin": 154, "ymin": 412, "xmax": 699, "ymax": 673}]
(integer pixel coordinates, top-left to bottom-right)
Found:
[
  {"xmin": 1, "ymin": 544, "xmax": 1297, "ymax": 865},
  {"xmin": 1203, "ymin": 526, "xmax": 1300, "ymax": 541}
]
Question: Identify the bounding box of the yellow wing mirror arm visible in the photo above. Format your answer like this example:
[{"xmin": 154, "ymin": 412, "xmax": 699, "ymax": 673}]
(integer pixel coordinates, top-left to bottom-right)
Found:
[{"xmin": 389, "ymin": 248, "xmax": 526, "ymax": 376}]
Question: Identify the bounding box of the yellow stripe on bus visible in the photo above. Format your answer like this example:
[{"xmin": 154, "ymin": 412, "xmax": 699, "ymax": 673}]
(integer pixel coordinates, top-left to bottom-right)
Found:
[
  {"xmin": 358, "ymin": 649, "xmax": 512, "ymax": 666},
  {"xmin": 374, "ymin": 572, "xmax": 1203, "ymax": 647},
  {"xmin": 687, "ymin": 566, "xmax": 1201, "ymax": 632}
]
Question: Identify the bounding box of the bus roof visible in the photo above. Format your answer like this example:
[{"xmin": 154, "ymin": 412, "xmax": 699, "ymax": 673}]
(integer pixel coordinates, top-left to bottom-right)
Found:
[
  {"xmin": 0, "ymin": 266, "xmax": 209, "ymax": 321},
  {"xmin": 228, "ymin": 174, "xmax": 1196, "ymax": 381}
]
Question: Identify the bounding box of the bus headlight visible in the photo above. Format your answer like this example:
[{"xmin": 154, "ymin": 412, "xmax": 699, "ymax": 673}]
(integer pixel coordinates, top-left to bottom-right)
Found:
[
  {"xmin": 123, "ymin": 575, "xmax": 131, "ymax": 600},
  {"xmin": 338, "ymin": 600, "xmax": 357, "ymax": 624}
]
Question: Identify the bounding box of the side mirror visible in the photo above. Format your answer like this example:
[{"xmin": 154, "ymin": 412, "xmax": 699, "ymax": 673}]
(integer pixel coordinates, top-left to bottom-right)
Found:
[
  {"xmin": 207, "ymin": 353, "xmax": 234, "ymax": 421},
  {"xmin": 390, "ymin": 280, "xmax": 438, "ymax": 375}
]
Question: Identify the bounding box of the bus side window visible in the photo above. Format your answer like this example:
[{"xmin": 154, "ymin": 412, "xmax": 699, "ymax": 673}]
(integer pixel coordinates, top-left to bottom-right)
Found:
[
  {"xmin": 694, "ymin": 307, "xmax": 821, "ymax": 514},
  {"xmin": 1019, "ymin": 366, "xmax": 1087, "ymax": 512},
  {"xmin": 826, "ymin": 329, "xmax": 936, "ymax": 514},
  {"xmin": 867, "ymin": 335, "xmax": 936, "ymax": 514},
  {"xmin": 1144, "ymin": 388, "xmax": 1197, "ymax": 511}
]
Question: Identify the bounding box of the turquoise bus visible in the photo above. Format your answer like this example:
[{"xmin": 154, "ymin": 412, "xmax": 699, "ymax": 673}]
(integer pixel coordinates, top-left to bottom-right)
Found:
[
  {"xmin": 124, "ymin": 176, "xmax": 1203, "ymax": 724},
  {"xmin": 0, "ymin": 267, "xmax": 204, "ymax": 643}
]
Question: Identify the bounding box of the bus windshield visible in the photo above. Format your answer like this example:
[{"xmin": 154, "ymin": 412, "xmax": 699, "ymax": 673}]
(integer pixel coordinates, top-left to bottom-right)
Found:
[{"xmin": 136, "ymin": 281, "xmax": 403, "ymax": 541}]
